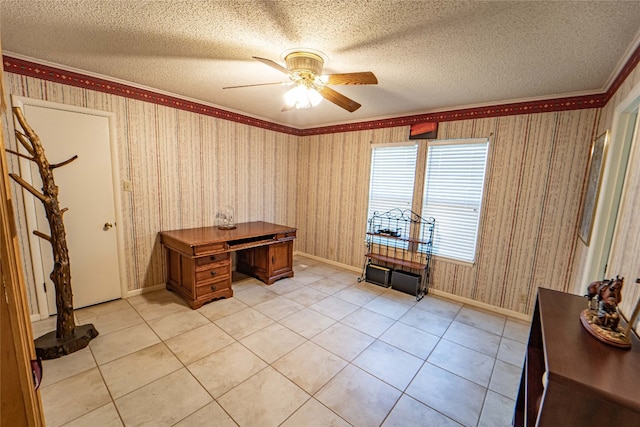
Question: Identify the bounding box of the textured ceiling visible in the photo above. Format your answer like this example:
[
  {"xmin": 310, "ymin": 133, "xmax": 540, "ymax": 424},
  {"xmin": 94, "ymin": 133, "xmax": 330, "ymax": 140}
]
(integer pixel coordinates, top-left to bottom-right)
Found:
[{"xmin": 2, "ymin": 0, "xmax": 640, "ymax": 129}]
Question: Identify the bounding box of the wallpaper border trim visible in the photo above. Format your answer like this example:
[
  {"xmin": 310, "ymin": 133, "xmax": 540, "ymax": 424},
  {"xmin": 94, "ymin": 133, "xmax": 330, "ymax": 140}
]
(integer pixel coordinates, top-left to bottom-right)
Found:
[
  {"xmin": 298, "ymin": 95, "xmax": 606, "ymax": 136},
  {"xmin": 2, "ymin": 56, "xmax": 300, "ymax": 136},
  {"xmin": 5, "ymin": 42, "xmax": 639, "ymax": 135},
  {"xmin": 606, "ymin": 42, "xmax": 640, "ymax": 102}
]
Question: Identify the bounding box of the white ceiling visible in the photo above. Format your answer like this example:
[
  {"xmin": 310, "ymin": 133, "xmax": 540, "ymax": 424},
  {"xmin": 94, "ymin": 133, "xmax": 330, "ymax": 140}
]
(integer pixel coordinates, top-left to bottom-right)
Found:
[{"xmin": 2, "ymin": 1, "xmax": 640, "ymax": 129}]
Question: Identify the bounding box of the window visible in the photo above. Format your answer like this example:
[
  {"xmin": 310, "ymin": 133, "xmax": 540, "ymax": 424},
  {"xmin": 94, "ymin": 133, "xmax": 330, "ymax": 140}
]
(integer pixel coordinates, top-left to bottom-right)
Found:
[
  {"xmin": 421, "ymin": 140, "xmax": 489, "ymax": 262},
  {"xmin": 367, "ymin": 143, "xmax": 417, "ymax": 220},
  {"xmin": 367, "ymin": 143, "xmax": 417, "ymax": 249},
  {"xmin": 367, "ymin": 138, "xmax": 489, "ymax": 263}
]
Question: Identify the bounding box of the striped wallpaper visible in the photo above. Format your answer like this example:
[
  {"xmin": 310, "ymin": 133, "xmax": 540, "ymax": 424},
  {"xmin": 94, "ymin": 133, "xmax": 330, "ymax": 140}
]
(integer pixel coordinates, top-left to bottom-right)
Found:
[
  {"xmin": 295, "ymin": 111, "xmax": 598, "ymax": 315},
  {"xmin": 3, "ymin": 51, "xmax": 640, "ymax": 320},
  {"xmin": 2, "ymin": 73, "xmax": 299, "ymax": 315}
]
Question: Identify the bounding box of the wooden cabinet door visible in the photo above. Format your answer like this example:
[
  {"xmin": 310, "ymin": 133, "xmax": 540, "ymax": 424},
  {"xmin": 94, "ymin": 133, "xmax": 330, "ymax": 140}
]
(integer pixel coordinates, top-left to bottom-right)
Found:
[
  {"xmin": 236, "ymin": 241, "xmax": 293, "ymax": 284},
  {"xmin": 271, "ymin": 241, "xmax": 292, "ymax": 276}
]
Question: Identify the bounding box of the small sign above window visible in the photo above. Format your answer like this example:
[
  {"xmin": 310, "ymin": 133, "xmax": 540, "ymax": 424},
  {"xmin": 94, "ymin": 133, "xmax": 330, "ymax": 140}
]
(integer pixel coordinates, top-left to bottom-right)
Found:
[{"xmin": 409, "ymin": 122, "xmax": 438, "ymax": 140}]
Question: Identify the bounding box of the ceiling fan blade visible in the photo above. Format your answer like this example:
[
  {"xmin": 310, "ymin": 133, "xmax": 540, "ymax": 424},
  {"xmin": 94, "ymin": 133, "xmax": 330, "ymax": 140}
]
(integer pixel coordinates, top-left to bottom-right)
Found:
[
  {"xmin": 317, "ymin": 86, "xmax": 361, "ymax": 112},
  {"xmin": 323, "ymin": 72, "xmax": 378, "ymax": 85},
  {"xmin": 223, "ymin": 81, "xmax": 290, "ymax": 89},
  {"xmin": 252, "ymin": 56, "xmax": 291, "ymax": 75}
]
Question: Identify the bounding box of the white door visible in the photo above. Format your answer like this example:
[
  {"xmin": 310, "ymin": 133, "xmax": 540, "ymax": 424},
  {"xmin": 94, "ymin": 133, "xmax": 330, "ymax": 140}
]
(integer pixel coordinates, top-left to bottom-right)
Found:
[{"xmin": 15, "ymin": 100, "xmax": 122, "ymax": 313}]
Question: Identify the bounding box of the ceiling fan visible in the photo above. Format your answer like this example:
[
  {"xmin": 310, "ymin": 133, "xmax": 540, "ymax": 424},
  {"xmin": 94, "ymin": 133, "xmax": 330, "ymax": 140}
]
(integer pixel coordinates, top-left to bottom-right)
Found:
[{"xmin": 223, "ymin": 50, "xmax": 378, "ymax": 112}]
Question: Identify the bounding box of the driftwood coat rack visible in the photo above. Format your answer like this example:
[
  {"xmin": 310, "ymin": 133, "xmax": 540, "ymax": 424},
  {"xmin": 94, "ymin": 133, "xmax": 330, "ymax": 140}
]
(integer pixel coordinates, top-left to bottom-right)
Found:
[{"xmin": 7, "ymin": 106, "xmax": 97, "ymax": 359}]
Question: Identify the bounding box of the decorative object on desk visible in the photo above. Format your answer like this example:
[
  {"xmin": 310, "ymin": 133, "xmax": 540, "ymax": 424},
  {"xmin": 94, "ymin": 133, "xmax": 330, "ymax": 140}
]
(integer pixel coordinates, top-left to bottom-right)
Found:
[
  {"xmin": 216, "ymin": 205, "xmax": 236, "ymax": 229},
  {"xmin": 580, "ymin": 276, "xmax": 631, "ymax": 349},
  {"xmin": 585, "ymin": 276, "xmax": 623, "ymax": 310},
  {"xmin": 578, "ymin": 130, "xmax": 609, "ymax": 245},
  {"xmin": 7, "ymin": 107, "xmax": 98, "ymax": 359}
]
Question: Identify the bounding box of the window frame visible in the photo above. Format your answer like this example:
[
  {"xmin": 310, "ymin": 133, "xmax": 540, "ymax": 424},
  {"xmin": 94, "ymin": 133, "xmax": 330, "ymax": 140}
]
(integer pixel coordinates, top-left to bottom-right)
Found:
[
  {"xmin": 367, "ymin": 138, "xmax": 490, "ymax": 265},
  {"xmin": 420, "ymin": 138, "xmax": 490, "ymax": 264}
]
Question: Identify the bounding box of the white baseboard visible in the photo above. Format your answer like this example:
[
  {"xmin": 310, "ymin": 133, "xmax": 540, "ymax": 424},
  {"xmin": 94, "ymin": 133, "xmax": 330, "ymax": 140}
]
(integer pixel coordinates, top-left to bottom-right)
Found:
[
  {"xmin": 293, "ymin": 252, "xmax": 531, "ymax": 322},
  {"xmin": 294, "ymin": 251, "xmax": 362, "ymax": 274},
  {"xmin": 125, "ymin": 283, "xmax": 166, "ymax": 298},
  {"xmin": 30, "ymin": 284, "xmax": 167, "ymax": 322},
  {"xmin": 428, "ymin": 289, "xmax": 531, "ymax": 322}
]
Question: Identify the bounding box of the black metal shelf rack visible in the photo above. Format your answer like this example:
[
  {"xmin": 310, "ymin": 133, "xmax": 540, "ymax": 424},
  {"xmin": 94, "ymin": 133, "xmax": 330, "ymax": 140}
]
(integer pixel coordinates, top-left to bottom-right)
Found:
[{"xmin": 358, "ymin": 209, "xmax": 435, "ymax": 300}]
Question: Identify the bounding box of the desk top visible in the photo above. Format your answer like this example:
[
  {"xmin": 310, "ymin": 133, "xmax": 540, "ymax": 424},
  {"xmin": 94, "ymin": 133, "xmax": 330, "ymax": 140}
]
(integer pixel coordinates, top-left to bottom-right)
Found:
[
  {"xmin": 538, "ymin": 288, "xmax": 640, "ymax": 411},
  {"xmin": 159, "ymin": 221, "xmax": 296, "ymax": 253}
]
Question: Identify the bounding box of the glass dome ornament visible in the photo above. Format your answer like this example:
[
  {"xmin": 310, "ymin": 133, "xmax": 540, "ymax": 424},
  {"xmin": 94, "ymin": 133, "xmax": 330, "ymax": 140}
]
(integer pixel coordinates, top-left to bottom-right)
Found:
[{"xmin": 216, "ymin": 205, "xmax": 236, "ymax": 229}]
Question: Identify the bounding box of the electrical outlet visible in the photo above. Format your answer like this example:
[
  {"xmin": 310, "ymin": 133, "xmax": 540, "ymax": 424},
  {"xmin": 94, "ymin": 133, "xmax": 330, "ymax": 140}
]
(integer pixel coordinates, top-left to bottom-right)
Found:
[{"xmin": 122, "ymin": 180, "xmax": 133, "ymax": 192}]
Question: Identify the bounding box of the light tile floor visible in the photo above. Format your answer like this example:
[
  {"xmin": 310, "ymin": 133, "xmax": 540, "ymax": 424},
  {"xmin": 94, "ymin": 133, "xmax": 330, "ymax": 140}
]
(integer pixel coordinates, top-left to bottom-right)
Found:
[{"xmin": 33, "ymin": 255, "xmax": 530, "ymax": 427}]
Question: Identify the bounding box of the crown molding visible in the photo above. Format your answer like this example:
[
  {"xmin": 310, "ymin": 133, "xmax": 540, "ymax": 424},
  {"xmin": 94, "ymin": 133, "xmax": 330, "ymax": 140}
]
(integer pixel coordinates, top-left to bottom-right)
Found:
[
  {"xmin": 4, "ymin": 44, "xmax": 639, "ymax": 136},
  {"xmin": 2, "ymin": 55, "xmax": 300, "ymax": 136},
  {"xmin": 604, "ymin": 41, "xmax": 640, "ymax": 102},
  {"xmin": 297, "ymin": 94, "xmax": 607, "ymax": 136}
]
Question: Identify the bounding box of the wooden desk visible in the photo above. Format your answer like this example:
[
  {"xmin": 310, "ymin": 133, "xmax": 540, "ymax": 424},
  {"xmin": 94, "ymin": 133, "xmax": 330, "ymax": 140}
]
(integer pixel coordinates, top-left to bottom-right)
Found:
[
  {"xmin": 159, "ymin": 222, "xmax": 296, "ymax": 309},
  {"xmin": 514, "ymin": 288, "xmax": 640, "ymax": 426}
]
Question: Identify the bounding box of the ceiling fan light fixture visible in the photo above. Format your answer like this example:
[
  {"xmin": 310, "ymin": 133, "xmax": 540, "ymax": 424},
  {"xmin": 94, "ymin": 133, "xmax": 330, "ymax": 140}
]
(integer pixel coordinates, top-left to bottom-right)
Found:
[
  {"xmin": 284, "ymin": 51, "xmax": 324, "ymax": 76},
  {"xmin": 230, "ymin": 50, "xmax": 375, "ymax": 113},
  {"xmin": 284, "ymin": 83, "xmax": 323, "ymax": 109}
]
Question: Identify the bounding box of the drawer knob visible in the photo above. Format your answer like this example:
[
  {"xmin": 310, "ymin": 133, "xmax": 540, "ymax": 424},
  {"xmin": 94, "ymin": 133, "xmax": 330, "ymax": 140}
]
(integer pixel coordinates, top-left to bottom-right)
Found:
[
  {"xmin": 211, "ymin": 285, "xmax": 217, "ymax": 291},
  {"xmin": 210, "ymin": 271, "xmax": 217, "ymax": 277},
  {"xmin": 210, "ymin": 256, "xmax": 216, "ymax": 261}
]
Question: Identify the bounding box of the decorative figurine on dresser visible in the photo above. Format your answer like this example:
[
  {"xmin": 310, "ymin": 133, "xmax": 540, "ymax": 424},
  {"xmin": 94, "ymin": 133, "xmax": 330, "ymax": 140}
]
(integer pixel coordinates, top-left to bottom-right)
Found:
[{"xmin": 581, "ymin": 275, "xmax": 640, "ymax": 349}]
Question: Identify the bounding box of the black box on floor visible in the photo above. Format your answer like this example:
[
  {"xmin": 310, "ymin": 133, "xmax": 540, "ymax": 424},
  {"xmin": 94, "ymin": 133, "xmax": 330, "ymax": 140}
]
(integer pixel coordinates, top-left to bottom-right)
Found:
[
  {"xmin": 391, "ymin": 270, "xmax": 421, "ymax": 295},
  {"xmin": 365, "ymin": 264, "xmax": 391, "ymax": 287}
]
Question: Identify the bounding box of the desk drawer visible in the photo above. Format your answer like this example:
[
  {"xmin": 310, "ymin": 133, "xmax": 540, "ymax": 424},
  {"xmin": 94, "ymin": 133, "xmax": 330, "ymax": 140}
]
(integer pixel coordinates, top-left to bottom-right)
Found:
[
  {"xmin": 195, "ymin": 252, "xmax": 230, "ymax": 268},
  {"xmin": 276, "ymin": 230, "xmax": 297, "ymax": 240},
  {"xmin": 195, "ymin": 278, "xmax": 231, "ymax": 298},
  {"xmin": 193, "ymin": 242, "xmax": 226, "ymax": 255},
  {"xmin": 195, "ymin": 265, "xmax": 230, "ymax": 284}
]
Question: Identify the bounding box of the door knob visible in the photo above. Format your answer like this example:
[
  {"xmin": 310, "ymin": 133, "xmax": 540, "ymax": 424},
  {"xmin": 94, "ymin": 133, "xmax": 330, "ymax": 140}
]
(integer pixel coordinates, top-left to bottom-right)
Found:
[{"xmin": 103, "ymin": 222, "xmax": 114, "ymax": 231}]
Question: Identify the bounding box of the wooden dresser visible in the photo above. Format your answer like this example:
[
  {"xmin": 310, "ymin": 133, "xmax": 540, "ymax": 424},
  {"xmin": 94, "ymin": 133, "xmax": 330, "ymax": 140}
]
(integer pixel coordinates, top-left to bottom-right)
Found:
[
  {"xmin": 514, "ymin": 288, "xmax": 640, "ymax": 426},
  {"xmin": 159, "ymin": 222, "xmax": 296, "ymax": 309}
]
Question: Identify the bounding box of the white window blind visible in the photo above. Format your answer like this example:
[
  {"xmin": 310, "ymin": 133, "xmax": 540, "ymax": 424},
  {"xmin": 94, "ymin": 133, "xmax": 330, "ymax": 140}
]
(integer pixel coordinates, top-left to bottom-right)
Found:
[
  {"xmin": 421, "ymin": 139, "xmax": 489, "ymax": 262},
  {"xmin": 368, "ymin": 144, "xmax": 417, "ymax": 249},
  {"xmin": 367, "ymin": 144, "xmax": 417, "ymax": 220}
]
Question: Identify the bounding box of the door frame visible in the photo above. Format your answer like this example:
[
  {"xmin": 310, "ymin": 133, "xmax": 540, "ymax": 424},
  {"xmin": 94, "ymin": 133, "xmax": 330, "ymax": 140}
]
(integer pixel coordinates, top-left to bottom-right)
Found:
[
  {"xmin": 1, "ymin": 103, "xmax": 46, "ymax": 427},
  {"xmin": 11, "ymin": 95, "xmax": 127, "ymax": 319},
  {"xmin": 577, "ymin": 82, "xmax": 640, "ymax": 293}
]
